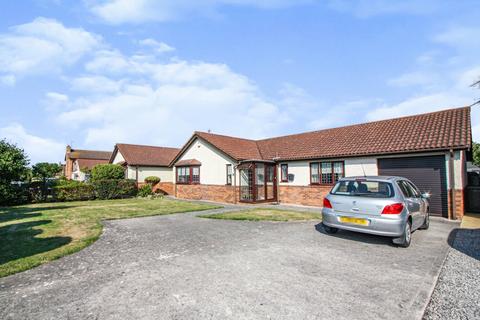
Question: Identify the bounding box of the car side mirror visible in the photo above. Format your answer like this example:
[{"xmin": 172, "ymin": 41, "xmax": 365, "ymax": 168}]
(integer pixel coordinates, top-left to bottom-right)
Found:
[{"xmin": 421, "ymin": 193, "xmax": 431, "ymax": 199}]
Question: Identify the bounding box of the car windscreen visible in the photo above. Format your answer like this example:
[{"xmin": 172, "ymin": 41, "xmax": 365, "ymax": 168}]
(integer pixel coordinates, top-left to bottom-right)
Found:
[{"xmin": 330, "ymin": 180, "xmax": 395, "ymax": 198}]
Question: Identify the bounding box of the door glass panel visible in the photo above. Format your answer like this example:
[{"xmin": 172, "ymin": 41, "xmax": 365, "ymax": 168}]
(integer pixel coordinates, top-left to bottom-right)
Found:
[
  {"xmin": 256, "ymin": 164, "xmax": 265, "ymax": 201},
  {"xmin": 239, "ymin": 168, "xmax": 253, "ymax": 201},
  {"xmin": 266, "ymin": 165, "xmax": 275, "ymax": 200}
]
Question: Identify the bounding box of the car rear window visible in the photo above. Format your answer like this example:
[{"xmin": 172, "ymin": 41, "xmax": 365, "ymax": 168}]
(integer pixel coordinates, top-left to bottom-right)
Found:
[{"xmin": 330, "ymin": 180, "xmax": 395, "ymax": 198}]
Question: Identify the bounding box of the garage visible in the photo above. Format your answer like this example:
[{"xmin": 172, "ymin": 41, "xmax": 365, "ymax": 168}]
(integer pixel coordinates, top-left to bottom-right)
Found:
[{"xmin": 378, "ymin": 155, "xmax": 448, "ymax": 217}]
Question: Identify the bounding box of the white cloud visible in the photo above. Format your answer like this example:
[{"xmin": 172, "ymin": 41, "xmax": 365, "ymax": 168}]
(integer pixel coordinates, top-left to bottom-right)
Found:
[
  {"xmin": 433, "ymin": 26, "xmax": 480, "ymax": 50},
  {"xmin": 70, "ymin": 75, "xmax": 122, "ymax": 93},
  {"xmin": 0, "ymin": 17, "xmax": 102, "ymax": 82},
  {"xmin": 46, "ymin": 92, "xmax": 69, "ymax": 102},
  {"xmin": 327, "ymin": 0, "xmax": 439, "ymax": 18},
  {"xmin": 0, "ymin": 75, "xmax": 15, "ymax": 86},
  {"xmin": 139, "ymin": 38, "xmax": 175, "ymax": 53},
  {"xmin": 387, "ymin": 71, "xmax": 438, "ymax": 88},
  {"xmin": 86, "ymin": 0, "xmax": 313, "ymax": 24},
  {"xmin": 57, "ymin": 53, "xmax": 303, "ymax": 148},
  {"xmin": 0, "ymin": 123, "xmax": 65, "ymax": 164}
]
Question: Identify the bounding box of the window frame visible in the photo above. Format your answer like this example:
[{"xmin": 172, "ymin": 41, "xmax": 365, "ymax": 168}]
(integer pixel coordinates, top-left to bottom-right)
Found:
[
  {"xmin": 176, "ymin": 166, "xmax": 201, "ymax": 185},
  {"xmin": 280, "ymin": 164, "xmax": 288, "ymax": 182},
  {"xmin": 226, "ymin": 164, "xmax": 232, "ymax": 185},
  {"xmin": 310, "ymin": 161, "xmax": 344, "ymax": 186}
]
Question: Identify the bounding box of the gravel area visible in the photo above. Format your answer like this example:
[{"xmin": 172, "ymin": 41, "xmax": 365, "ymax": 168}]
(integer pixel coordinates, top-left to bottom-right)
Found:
[{"xmin": 423, "ymin": 228, "xmax": 480, "ymax": 320}]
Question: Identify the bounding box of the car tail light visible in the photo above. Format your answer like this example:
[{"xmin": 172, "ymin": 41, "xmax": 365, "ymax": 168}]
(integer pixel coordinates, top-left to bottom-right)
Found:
[
  {"xmin": 323, "ymin": 198, "xmax": 333, "ymax": 209},
  {"xmin": 382, "ymin": 203, "xmax": 404, "ymax": 214}
]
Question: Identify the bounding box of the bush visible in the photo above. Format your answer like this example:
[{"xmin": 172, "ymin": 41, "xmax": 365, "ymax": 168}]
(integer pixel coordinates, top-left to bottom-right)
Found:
[
  {"xmin": 0, "ymin": 183, "xmax": 29, "ymax": 206},
  {"xmin": 92, "ymin": 179, "xmax": 137, "ymax": 200},
  {"xmin": 138, "ymin": 184, "xmax": 153, "ymax": 197},
  {"xmin": 90, "ymin": 164, "xmax": 125, "ymax": 181},
  {"xmin": 144, "ymin": 176, "xmax": 160, "ymax": 185},
  {"xmin": 54, "ymin": 183, "xmax": 95, "ymax": 202}
]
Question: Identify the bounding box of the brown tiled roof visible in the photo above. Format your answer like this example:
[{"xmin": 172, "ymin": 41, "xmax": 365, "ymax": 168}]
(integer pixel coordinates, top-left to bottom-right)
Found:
[
  {"xmin": 195, "ymin": 131, "xmax": 262, "ymax": 160},
  {"xmin": 67, "ymin": 149, "xmax": 112, "ymax": 160},
  {"xmin": 77, "ymin": 158, "xmax": 110, "ymax": 170},
  {"xmin": 114, "ymin": 143, "xmax": 180, "ymax": 166},
  {"xmin": 186, "ymin": 107, "xmax": 471, "ymax": 162},
  {"xmin": 176, "ymin": 159, "xmax": 202, "ymax": 166}
]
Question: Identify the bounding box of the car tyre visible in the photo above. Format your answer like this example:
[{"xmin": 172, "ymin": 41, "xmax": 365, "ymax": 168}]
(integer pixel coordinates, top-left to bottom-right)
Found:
[
  {"xmin": 323, "ymin": 223, "xmax": 338, "ymax": 234},
  {"xmin": 419, "ymin": 212, "xmax": 430, "ymax": 230},
  {"xmin": 393, "ymin": 220, "xmax": 411, "ymax": 248}
]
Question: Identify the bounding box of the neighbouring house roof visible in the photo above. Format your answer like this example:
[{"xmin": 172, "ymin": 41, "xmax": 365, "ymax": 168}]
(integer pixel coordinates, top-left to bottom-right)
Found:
[
  {"xmin": 176, "ymin": 159, "xmax": 202, "ymax": 166},
  {"xmin": 77, "ymin": 158, "xmax": 111, "ymax": 170},
  {"xmin": 111, "ymin": 143, "xmax": 180, "ymax": 167},
  {"xmin": 172, "ymin": 106, "xmax": 472, "ymax": 164},
  {"xmin": 66, "ymin": 149, "xmax": 112, "ymax": 161}
]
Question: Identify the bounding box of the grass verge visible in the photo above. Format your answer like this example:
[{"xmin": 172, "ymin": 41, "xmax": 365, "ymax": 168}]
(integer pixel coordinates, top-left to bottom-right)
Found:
[
  {"xmin": 0, "ymin": 198, "xmax": 220, "ymax": 278},
  {"xmin": 199, "ymin": 208, "xmax": 322, "ymax": 222}
]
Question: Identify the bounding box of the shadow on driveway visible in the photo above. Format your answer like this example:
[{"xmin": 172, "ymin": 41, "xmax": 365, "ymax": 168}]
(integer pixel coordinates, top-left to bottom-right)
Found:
[
  {"xmin": 447, "ymin": 228, "xmax": 480, "ymax": 261},
  {"xmin": 314, "ymin": 222, "xmax": 395, "ymax": 246}
]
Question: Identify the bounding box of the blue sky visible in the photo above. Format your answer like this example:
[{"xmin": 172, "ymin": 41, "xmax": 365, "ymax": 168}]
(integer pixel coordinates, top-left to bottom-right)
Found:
[{"xmin": 1, "ymin": 0, "xmax": 479, "ymax": 164}]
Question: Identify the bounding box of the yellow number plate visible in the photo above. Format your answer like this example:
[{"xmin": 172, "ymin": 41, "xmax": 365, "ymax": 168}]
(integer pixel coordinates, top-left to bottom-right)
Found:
[{"xmin": 339, "ymin": 217, "xmax": 369, "ymax": 226}]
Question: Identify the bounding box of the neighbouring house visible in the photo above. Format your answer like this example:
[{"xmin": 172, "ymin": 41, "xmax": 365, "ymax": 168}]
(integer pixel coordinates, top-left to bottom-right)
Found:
[
  {"xmin": 170, "ymin": 107, "xmax": 472, "ymax": 219},
  {"xmin": 109, "ymin": 143, "xmax": 180, "ymax": 194},
  {"xmin": 64, "ymin": 146, "xmax": 112, "ymax": 181}
]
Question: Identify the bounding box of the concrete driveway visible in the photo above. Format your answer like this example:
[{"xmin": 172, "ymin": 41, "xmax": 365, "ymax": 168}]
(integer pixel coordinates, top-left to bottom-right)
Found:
[{"xmin": 0, "ymin": 208, "xmax": 456, "ymax": 320}]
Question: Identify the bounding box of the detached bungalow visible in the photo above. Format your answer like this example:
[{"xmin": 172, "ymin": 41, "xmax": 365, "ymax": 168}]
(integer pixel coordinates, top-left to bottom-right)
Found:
[
  {"xmin": 170, "ymin": 107, "xmax": 472, "ymax": 219},
  {"xmin": 64, "ymin": 146, "xmax": 112, "ymax": 181},
  {"xmin": 110, "ymin": 143, "xmax": 180, "ymax": 194}
]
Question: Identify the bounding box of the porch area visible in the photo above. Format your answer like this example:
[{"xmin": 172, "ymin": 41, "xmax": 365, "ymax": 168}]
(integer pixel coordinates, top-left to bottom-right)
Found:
[{"xmin": 238, "ymin": 161, "xmax": 277, "ymax": 203}]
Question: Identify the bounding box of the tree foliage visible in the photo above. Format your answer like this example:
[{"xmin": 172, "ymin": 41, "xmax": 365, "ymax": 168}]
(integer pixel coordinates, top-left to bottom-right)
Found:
[
  {"xmin": 90, "ymin": 164, "xmax": 125, "ymax": 181},
  {"xmin": 473, "ymin": 142, "xmax": 480, "ymax": 166},
  {"xmin": 0, "ymin": 139, "xmax": 29, "ymax": 183},
  {"xmin": 32, "ymin": 162, "xmax": 62, "ymax": 182},
  {"xmin": 0, "ymin": 139, "xmax": 29, "ymax": 205}
]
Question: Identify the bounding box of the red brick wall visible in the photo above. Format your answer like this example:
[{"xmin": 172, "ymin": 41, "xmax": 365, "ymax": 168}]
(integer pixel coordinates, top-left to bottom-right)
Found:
[
  {"xmin": 278, "ymin": 185, "xmax": 331, "ymax": 207},
  {"xmin": 138, "ymin": 182, "xmax": 174, "ymax": 195},
  {"xmin": 447, "ymin": 189, "xmax": 465, "ymax": 220},
  {"xmin": 175, "ymin": 184, "xmax": 237, "ymax": 203}
]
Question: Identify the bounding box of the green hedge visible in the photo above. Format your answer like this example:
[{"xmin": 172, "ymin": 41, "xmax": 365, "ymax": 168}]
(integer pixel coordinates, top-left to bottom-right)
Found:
[
  {"xmin": 144, "ymin": 176, "xmax": 160, "ymax": 185},
  {"xmin": 92, "ymin": 179, "xmax": 137, "ymax": 200},
  {"xmin": 54, "ymin": 184, "xmax": 95, "ymax": 202},
  {"xmin": 137, "ymin": 184, "xmax": 153, "ymax": 197}
]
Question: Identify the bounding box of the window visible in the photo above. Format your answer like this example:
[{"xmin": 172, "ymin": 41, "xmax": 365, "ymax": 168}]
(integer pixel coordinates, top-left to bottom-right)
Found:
[
  {"xmin": 176, "ymin": 166, "xmax": 200, "ymax": 184},
  {"xmin": 226, "ymin": 164, "xmax": 232, "ymax": 185},
  {"xmin": 310, "ymin": 163, "xmax": 320, "ymax": 184},
  {"xmin": 331, "ymin": 179, "xmax": 394, "ymax": 198},
  {"xmin": 398, "ymin": 180, "xmax": 418, "ymax": 198},
  {"xmin": 280, "ymin": 164, "xmax": 288, "ymax": 182},
  {"xmin": 192, "ymin": 167, "xmax": 200, "ymax": 184},
  {"xmin": 310, "ymin": 161, "xmax": 344, "ymax": 185}
]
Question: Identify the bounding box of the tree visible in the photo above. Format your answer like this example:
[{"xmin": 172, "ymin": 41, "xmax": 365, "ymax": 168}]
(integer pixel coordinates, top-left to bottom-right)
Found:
[
  {"xmin": 0, "ymin": 139, "xmax": 29, "ymax": 205},
  {"xmin": 90, "ymin": 164, "xmax": 125, "ymax": 181},
  {"xmin": 32, "ymin": 162, "xmax": 62, "ymax": 183},
  {"xmin": 32, "ymin": 162, "xmax": 62, "ymax": 201},
  {"xmin": 473, "ymin": 142, "xmax": 480, "ymax": 166}
]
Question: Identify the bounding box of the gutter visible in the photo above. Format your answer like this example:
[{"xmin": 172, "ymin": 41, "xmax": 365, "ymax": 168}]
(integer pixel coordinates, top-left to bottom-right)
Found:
[{"xmin": 448, "ymin": 149, "xmax": 456, "ymax": 220}]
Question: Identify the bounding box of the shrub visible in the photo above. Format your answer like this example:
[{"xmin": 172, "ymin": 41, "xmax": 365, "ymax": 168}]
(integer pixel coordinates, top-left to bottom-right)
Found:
[
  {"xmin": 144, "ymin": 176, "xmax": 160, "ymax": 185},
  {"xmin": 138, "ymin": 184, "xmax": 153, "ymax": 197},
  {"xmin": 0, "ymin": 183, "xmax": 29, "ymax": 206},
  {"xmin": 0, "ymin": 139, "xmax": 29, "ymax": 206},
  {"xmin": 92, "ymin": 179, "xmax": 137, "ymax": 200},
  {"xmin": 54, "ymin": 183, "xmax": 95, "ymax": 202},
  {"xmin": 90, "ymin": 164, "xmax": 125, "ymax": 181}
]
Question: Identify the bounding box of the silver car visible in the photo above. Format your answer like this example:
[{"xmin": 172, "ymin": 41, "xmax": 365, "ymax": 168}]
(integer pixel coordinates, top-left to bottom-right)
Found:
[{"xmin": 321, "ymin": 176, "xmax": 430, "ymax": 247}]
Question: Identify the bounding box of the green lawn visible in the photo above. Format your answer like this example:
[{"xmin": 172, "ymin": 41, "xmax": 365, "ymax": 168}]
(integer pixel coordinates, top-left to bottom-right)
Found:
[
  {"xmin": 0, "ymin": 198, "xmax": 220, "ymax": 278},
  {"xmin": 199, "ymin": 208, "xmax": 322, "ymax": 222}
]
